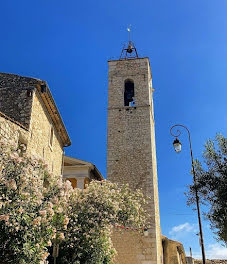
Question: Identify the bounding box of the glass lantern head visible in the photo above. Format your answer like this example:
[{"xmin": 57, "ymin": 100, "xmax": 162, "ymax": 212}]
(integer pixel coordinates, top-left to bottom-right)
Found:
[{"xmin": 173, "ymin": 138, "xmax": 182, "ymax": 153}]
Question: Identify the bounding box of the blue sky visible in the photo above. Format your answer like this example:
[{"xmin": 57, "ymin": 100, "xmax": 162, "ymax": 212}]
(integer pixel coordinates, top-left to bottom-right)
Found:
[{"xmin": 1, "ymin": 0, "xmax": 227, "ymax": 259}]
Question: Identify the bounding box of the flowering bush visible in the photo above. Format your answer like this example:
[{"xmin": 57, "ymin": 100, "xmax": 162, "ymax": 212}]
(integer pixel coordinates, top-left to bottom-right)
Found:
[
  {"xmin": 0, "ymin": 139, "xmax": 149, "ymax": 264},
  {"xmin": 55, "ymin": 181, "xmax": 148, "ymax": 264},
  {"xmin": 0, "ymin": 139, "xmax": 72, "ymax": 264}
]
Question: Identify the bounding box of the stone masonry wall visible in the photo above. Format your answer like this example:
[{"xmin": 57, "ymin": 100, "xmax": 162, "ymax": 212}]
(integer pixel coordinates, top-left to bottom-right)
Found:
[
  {"xmin": 112, "ymin": 229, "xmax": 161, "ymax": 264},
  {"xmin": 162, "ymin": 237, "xmax": 187, "ymax": 264},
  {"xmin": 0, "ymin": 91, "xmax": 63, "ymax": 176},
  {"xmin": 0, "ymin": 73, "xmax": 40, "ymax": 128},
  {"xmin": 0, "ymin": 113, "xmax": 29, "ymax": 145},
  {"xmin": 26, "ymin": 91, "xmax": 64, "ymax": 175},
  {"xmin": 0, "ymin": 73, "xmax": 64, "ymax": 175},
  {"xmin": 107, "ymin": 58, "xmax": 162, "ymax": 264}
]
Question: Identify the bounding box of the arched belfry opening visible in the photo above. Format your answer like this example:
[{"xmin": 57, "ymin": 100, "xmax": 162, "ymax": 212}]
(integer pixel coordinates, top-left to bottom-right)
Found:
[{"xmin": 124, "ymin": 79, "xmax": 134, "ymax": 106}]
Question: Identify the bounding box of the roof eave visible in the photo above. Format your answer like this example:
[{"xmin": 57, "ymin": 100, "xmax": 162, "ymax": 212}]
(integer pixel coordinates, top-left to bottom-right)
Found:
[{"xmin": 36, "ymin": 82, "xmax": 71, "ymax": 147}]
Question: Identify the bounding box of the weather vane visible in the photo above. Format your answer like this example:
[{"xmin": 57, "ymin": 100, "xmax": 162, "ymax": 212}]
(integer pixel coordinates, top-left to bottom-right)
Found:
[
  {"xmin": 120, "ymin": 25, "xmax": 138, "ymax": 60},
  {"xmin": 127, "ymin": 24, "xmax": 131, "ymax": 42}
]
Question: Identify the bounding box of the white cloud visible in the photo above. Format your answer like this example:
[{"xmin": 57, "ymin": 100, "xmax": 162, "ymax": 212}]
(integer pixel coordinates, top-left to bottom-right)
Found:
[
  {"xmin": 168, "ymin": 223, "xmax": 227, "ymax": 259},
  {"xmin": 193, "ymin": 243, "xmax": 227, "ymax": 260},
  {"xmin": 169, "ymin": 222, "xmax": 197, "ymax": 236}
]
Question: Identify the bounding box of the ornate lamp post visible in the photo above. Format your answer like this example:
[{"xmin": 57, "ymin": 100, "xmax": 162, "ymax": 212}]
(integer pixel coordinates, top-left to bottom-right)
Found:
[{"xmin": 170, "ymin": 124, "xmax": 206, "ymax": 264}]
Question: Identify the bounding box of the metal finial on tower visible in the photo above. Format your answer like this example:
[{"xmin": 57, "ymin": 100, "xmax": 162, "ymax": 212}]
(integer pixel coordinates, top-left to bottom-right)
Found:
[
  {"xmin": 127, "ymin": 25, "xmax": 131, "ymax": 42},
  {"xmin": 120, "ymin": 25, "xmax": 138, "ymax": 60}
]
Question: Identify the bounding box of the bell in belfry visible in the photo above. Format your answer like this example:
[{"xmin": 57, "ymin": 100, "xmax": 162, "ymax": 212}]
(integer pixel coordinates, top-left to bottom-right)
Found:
[{"xmin": 126, "ymin": 42, "xmax": 133, "ymax": 53}]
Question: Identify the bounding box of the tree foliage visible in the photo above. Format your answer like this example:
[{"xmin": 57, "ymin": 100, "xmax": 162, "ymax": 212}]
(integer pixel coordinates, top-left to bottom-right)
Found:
[
  {"xmin": 0, "ymin": 139, "xmax": 149, "ymax": 264},
  {"xmin": 187, "ymin": 134, "xmax": 227, "ymax": 244},
  {"xmin": 55, "ymin": 181, "xmax": 148, "ymax": 264},
  {"xmin": 0, "ymin": 139, "xmax": 71, "ymax": 264}
]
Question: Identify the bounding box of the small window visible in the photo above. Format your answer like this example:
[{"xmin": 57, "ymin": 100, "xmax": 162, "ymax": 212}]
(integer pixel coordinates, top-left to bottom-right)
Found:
[
  {"xmin": 49, "ymin": 126, "xmax": 54, "ymax": 147},
  {"xmin": 67, "ymin": 178, "xmax": 77, "ymax": 189},
  {"xmin": 84, "ymin": 178, "xmax": 90, "ymax": 189},
  {"xmin": 124, "ymin": 79, "xmax": 135, "ymax": 106}
]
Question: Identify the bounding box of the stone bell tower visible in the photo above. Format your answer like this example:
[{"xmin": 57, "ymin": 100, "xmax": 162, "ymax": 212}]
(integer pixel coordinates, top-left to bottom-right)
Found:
[{"xmin": 107, "ymin": 41, "xmax": 162, "ymax": 264}]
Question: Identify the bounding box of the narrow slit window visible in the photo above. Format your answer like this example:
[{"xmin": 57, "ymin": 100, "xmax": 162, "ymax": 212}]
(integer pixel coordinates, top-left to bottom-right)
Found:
[
  {"xmin": 84, "ymin": 178, "xmax": 90, "ymax": 189},
  {"xmin": 124, "ymin": 79, "xmax": 134, "ymax": 106},
  {"xmin": 49, "ymin": 126, "xmax": 54, "ymax": 147}
]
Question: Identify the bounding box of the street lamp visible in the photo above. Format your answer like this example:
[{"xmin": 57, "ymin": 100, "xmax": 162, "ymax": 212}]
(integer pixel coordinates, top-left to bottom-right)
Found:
[
  {"xmin": 144, "ymin": 228, "xmax": 149, "ymax": 237},
  {"xmin": 173, "ymin": 138, "xmax": 182, "ymax": 153},
  {"xmin": 170, "ymin": 124, "xmax": 206, "ymax": 264}
]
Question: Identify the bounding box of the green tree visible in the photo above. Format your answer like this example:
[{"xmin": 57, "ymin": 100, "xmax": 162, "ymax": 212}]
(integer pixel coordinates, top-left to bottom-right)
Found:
[{"xmin": 187, "ymin": 134, "xmax": 227, "ymax": 244}]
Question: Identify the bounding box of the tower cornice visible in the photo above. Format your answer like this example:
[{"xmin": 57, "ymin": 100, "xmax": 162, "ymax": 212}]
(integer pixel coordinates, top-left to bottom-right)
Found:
[{"xmin": 108, "ymin": 57, "xmax": 150, "ymax": 62}]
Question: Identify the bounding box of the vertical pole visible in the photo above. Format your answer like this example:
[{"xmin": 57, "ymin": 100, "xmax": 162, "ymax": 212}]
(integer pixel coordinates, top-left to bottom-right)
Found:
[
  {"xmin": 53, "ymin": 241, "xmax": 59, "ymax": 264},
  {"xmin": 191, "ymin": 161, "xmax": 206, "ymax": 264},
  {"xmin": 187, "ymin": 128, "xmax": 206, "ymax": 264},
  {"xmin": 170, "ymin": 124, "xmax": 206, "ymax": 264},
  {"xmin": 128, "ymin": 25, "xmax": 131, "ymax": 42}
]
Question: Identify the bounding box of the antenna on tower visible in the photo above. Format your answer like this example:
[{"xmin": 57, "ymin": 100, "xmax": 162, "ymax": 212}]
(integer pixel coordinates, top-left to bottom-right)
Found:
[{"xmin": 120, "ymin": 25, "xmax": 138, "ymax": 60}]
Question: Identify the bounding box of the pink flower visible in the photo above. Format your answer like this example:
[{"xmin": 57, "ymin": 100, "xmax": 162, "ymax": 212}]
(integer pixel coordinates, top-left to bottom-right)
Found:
[
  {"xmin": 0, "ymin": 214, "xmax": 9, "ymax": 222},
  {"xmin": 47, "ymin": 202, "xmax": 53, "ymax": 208},
  {"xmin": 32, "ymin": 217, "xmax": 41, "ymax": 226},
  {"xmin": 47, "ymin": 208, "xmax": 54, "ymax": 216},
  {"xmin": 63, "ymin": 217, "xmax": 69, "ymax": 225},
  {"xmin": 8, "ymin": 179, "xmax": 17, "ymax": 190},
  {"xmin": 56, "ymin": 207, "xmax": 63, "ymax": 213},
  {"xmin": 18, "ymin": 208, "xmax": 24, "ymax": 214},
  {"xmin": 41, "ymin": 251, "xmax": 49, "ymax": 260},
  {"xmin": 10, "ymin": 152, "xmax": 19, "ymax": 159},
  {"xmin": 59, "ymin": 232, "xmax": 65, "ymax": 240},
  {"xmin": 39, "ymin": 210, "xmax": 47, "ymax": 217}
]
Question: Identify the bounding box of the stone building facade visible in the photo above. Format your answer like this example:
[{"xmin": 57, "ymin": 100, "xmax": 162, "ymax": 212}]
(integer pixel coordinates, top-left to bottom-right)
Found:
[
  {"xmin": 111, "ymin": 228, "xmax": 161, "ymax": 264},
  {"xmin": 63, "ymin": 155, "xmax": 103, "ymax": 189},
  {"xmin": 107, "ymin": 57, "xmax": 162, "ymax": 263},
  {"xmin": 0, "ymin": 111, "xmax": 28, "ymax": 146},
  {"xmin": 0, "ymin": 73, "xmax": 71, "ymax": 175},
  {"xmin": 162, "ymin": 236, "xmax": 187, "ymax": 264},
  {"xmin": 106, "ymin": 50, "xmax": 193, "ymax": 264}
]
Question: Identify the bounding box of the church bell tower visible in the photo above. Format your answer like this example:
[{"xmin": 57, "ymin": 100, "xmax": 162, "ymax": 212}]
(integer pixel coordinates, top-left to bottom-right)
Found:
[{"xmin": 107, "ymin": 41, "xmax": 162, "ymax": 263}]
